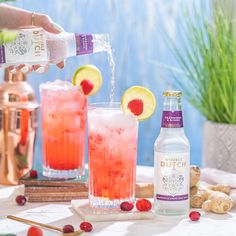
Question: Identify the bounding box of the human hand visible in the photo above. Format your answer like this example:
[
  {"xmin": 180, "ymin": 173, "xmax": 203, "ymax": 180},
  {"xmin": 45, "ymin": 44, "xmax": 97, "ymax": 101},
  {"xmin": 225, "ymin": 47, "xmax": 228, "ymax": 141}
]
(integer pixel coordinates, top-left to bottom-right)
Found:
[
  {"xmin": 0, "ymin": 5, "xmax": 65, "ymax": 73},
  {"xmin": 14, "ymin": 12, "xmax": 65, "ymax": 74}
]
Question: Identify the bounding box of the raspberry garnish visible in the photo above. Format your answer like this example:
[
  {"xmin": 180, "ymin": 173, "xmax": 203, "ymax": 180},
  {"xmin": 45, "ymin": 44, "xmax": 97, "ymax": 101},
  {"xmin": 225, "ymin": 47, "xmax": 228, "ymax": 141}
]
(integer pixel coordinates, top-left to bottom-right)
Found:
[
  {"xmin": 30, "ymin": 169, "xmax": 38, "ymax": 178},
  {"xmin": 15, "ymin": 195, "xmax": 27, "ymax": 206},
  {"xmin": 189, "ymin": 211, "xmax": 201, "ymax": 221},
  {"xmin": 136, "ymin": 198, "xmax": 152, "ymax": 212},
  {"xmin": 120, "ymin": 201, "xmax": 134, "ymax": 211},
  {"xmin": 27, "ymin": 226, "xmax": 43, "ymax": 236},
  {"xmin": 80, "ymin": 221, "xmax": 93, "ymax": 232},
  {"xmin": 62, "ymin": 224, "xmax": 74, "ymax": 233},
  {"xmin": 80, "ymin": 80, "xmax": 94, "ymax": 95},
  {"xmin": 128, "ymin": 99, "xmax": 144, "ymax": 116}
]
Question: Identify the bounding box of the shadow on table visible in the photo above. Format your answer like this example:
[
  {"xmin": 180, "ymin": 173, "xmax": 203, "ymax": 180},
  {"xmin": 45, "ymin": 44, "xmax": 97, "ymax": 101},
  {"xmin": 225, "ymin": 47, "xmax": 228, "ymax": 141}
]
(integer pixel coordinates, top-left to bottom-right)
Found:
[
  {"xmin": 202, "ymin": 212, "xmax": 233, "ymax": 221},
  {"xmin": 68, "ymin": 206, "xmax": 186, "ymax": 236},
  {"xmin": 0, "ymin": 185, "xmax": 24, "ymax": 200},
  {"xmin": 54, "ymin": 208, "xmax": 126, "ymax": 236},
  {"xmin": 124, "ymin": 215, "xmax": 184, "ymax": 236}
]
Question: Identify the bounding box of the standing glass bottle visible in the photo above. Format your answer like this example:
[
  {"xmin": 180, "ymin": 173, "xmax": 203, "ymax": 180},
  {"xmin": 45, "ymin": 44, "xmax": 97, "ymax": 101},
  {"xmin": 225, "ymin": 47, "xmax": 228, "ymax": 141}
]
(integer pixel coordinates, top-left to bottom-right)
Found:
[{"xmin": 154, "ymin": 90, "xmax": 190, "ymax": 215}]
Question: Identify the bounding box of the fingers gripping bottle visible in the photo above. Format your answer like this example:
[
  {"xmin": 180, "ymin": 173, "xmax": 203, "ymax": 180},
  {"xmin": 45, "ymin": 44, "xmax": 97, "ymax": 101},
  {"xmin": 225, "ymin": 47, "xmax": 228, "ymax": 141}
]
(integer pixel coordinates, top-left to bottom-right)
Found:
[{"xmin": 154, "ymin": 91, "xmax": 190, "ymax": 215}]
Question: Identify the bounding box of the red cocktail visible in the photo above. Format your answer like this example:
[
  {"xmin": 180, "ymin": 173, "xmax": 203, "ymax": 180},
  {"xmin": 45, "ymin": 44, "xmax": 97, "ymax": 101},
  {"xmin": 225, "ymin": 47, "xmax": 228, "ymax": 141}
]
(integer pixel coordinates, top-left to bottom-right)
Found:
[
  {"xmin": 40, "ymin": 80, "xmax": 87, "ymax": 179},
  {"xmin": 88, "ymin": 103, "xmax": 138, "ymax": 208}
]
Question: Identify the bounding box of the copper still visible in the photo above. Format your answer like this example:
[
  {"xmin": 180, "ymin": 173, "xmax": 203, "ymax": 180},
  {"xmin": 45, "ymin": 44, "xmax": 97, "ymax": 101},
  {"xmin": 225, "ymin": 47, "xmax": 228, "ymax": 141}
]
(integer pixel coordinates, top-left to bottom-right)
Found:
[{"xmin": 0, "ymin": 69, "xmax": 39, "ymax": 185}]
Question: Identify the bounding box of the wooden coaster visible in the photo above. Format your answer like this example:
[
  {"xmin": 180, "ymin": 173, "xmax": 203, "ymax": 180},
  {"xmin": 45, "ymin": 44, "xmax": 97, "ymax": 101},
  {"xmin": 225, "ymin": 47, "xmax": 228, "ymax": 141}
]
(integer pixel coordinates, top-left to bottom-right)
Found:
[
  {"xmin": 20, "ymin": 170, "xmax": 88, "ymax": 202},
  {"xmin": 71, "ymin": 199, "xmax": 156, "ymax": 222}
]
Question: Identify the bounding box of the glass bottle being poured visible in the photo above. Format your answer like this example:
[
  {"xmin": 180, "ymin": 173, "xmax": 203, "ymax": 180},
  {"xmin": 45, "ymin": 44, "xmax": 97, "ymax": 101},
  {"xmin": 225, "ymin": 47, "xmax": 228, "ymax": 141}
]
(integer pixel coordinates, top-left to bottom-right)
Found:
[{"xmin": 0, "ymin": 28, "xmax": 110, "ymax": 66}]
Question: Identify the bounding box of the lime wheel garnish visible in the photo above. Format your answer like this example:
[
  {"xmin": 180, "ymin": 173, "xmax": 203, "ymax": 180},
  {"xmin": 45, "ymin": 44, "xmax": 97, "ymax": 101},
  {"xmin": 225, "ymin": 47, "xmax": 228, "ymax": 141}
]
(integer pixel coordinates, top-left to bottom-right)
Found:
[
  {"xmin": 121, "ymin": 86, "xmax": 156, "ymax": 121},
  {"xmin": 72, "ymin": 65, "xmax": 103, "ymax": 95}
]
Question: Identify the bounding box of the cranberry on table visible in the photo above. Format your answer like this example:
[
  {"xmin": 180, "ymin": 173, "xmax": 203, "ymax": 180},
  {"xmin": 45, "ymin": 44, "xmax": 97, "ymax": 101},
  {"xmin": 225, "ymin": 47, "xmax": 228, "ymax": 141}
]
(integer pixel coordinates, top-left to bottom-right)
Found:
[
  {"xmin": 189, "ymin": 211, "xmax": 201, "ymax": 221},
  {"xmin": 136, "ymin": 198, "xmax": 152, "ymax": 212},
  {"xmin": 80, "ymin": 221, "xmax": 93, "ymax": 232},
  {"xmin": 120, "ymin": 201, "xmax": 134, "ymax": 211},
  {"xmin": 27, "ymin": 226, "xmax": 43, "ymax": 236},
  {"xmin": 15, "ymin": 195, "xmax": 27, "ymax": 206},
  {"xmin": 62, "ymin": 224, "xmax": 74, "ymax": 233},
  {"xmin": 30, "ymin": 169, "xmax": 38, "ymax": 178}
]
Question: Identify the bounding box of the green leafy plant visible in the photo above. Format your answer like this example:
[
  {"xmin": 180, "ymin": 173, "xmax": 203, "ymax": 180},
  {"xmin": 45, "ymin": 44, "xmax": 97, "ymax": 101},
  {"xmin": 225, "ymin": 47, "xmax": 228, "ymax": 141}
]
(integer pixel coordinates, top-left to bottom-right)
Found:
[
  {"xmin": 167, "ymin": 6, "xmax": 236, "ymax": 124},
  {"xmin": 0, "ymin": 29, "xmax": 18, "ymax": 45},
  {"xmin": 0, "ymin": 0, "xmax": 17, "ymax": 45}
]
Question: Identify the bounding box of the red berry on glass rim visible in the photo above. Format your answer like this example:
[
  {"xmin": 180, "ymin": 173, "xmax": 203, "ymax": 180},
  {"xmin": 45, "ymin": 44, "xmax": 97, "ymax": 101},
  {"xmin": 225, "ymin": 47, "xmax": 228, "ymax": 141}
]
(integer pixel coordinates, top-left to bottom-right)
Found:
[
  {"xmin": 189, "ymin": 211, "xmax": 201, "ymax": 221},
  {"xmin": 15, "ymin": 195, "xmax": 27, "ymax": 206},
  {"xmin": 128, "ymin": 99, "xmax": 144, "ymax": 116},
  {"xmin": 63, "ymin": 224, "xmax": 74, "ymax": 233},
  {"xmin": 80, "ymin": 221, "xmax": 93, "ymax": 232},
  {"xmin": 80, "ymin": 80, "xmax": 94, "ymax": 95},
  {"xmin": 72, "ymin": 65, "xmax": 103, "ymax": 96},
  {"xmin": 120, "ymin": 201, "xmax": 134, "ymax": 211},
  {"xmin": 136, "ymin": 198, "xmax": 152, "ymax": 212},
  {"xmin": 27, "ymin": 226, "xmax": 43, "ymax": 236},
  {"xmin": 30, "ymin": 169, "xmax": 38, "ymax": 178},
  {"xmin": 121, "ymin": 86, "xmax": 156, "ymax": 121}
]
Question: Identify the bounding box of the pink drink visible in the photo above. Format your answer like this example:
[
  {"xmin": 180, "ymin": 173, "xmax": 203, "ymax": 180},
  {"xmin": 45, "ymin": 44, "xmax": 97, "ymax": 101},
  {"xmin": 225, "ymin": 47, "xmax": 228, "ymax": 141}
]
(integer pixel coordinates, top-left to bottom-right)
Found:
[
  {"xmin": 40, "ymin": 80, "xmax": 87, "ymax": 179},
  {"xmin": 88, "ymin": 103, "xmax": 138, "ymax": 208}
]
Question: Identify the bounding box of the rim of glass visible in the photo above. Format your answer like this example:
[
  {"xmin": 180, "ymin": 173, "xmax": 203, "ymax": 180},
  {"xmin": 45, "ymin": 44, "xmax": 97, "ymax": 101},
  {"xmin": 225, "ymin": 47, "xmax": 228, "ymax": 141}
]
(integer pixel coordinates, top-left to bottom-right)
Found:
[
  {"xmin": 39, "ymin": 80, "xmax": 79, "ymax": 92},
  {"xmin": 88, "ymin": 102, "xmax": 122, "ymax": 109},
  {"xmin": 88, "ymin": 102, "xmax": 138, "ymax": 120}
]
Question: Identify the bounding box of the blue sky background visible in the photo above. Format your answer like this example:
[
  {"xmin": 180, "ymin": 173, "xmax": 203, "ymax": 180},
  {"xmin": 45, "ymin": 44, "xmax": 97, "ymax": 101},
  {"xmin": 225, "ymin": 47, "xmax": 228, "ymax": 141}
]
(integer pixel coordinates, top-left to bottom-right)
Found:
[{"xmin": 0, "ymin": 0, "xmax": 209, "ymax": 167}]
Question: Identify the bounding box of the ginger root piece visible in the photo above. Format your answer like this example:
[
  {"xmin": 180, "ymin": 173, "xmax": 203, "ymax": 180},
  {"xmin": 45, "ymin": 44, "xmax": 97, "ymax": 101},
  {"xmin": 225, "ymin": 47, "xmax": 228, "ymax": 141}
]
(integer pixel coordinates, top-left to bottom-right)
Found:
[
  {"xmin": 208, "ymin": 185, "xmax": 231, "ymax": 195},
  {"xmin": 135, "ymin": 183, "xmax": 154, "ymax": 198},
  {"xmin": 190, "ymin": 185, "xmax": 208, "ymax": 208},
  {"xmin": 202, "ymin": 190, "xmax": 234, "ymax": 214},
  {"xmin": 190, "ymin": 185, "xmax": 198, "ymax": 196},
  {"xmin": 190, "ymin": 165, "xmax": 201, "ymax": 188},
  {"xmin": 190, "ymin": 192, "xmax": 207, "ymax": 208},
  {"xmin": 190, "ymin": 181, "xmax": 234, "ymax": 214}
]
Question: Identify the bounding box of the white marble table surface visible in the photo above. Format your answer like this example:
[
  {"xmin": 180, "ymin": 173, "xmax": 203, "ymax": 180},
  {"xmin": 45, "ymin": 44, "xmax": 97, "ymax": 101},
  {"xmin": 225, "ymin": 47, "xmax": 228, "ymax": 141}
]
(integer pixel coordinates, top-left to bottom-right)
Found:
[{"xmin": 1, "ymin": 166, "xmax": 236, "ymax": 236}]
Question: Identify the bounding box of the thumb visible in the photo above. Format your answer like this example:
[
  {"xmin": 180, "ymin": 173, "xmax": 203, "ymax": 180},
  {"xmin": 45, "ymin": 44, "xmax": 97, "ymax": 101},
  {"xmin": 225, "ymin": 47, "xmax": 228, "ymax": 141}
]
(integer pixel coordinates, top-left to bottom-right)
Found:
[
  {"xmin": 43, "ymin": 22, "xmax": 64, "ymax": 34},
  {"xmin": 34, "ymin": 14, "xmax": 64, "ymax": 34}
]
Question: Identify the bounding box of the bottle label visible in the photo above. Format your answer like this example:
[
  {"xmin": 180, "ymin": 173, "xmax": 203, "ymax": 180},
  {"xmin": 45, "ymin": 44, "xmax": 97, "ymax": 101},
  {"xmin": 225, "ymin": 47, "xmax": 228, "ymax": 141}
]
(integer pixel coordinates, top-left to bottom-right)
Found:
[
  {"xmin": 0, "ymin": 46, "xmax": 6, "ymax": 63},
  {"xmin": 154, "ymin": 152, "xmax": 189, "ymax": 201},
  {"xmin": 75, "ymin": 34, "xmax": 93, "ymax": 55},
  {"xmin": 0, "ymin": 29, "xmax": 48, "ymax": 64},
  {"xmin": 161, "ymin": 111, "xmax": 183, "ymax": 128}
]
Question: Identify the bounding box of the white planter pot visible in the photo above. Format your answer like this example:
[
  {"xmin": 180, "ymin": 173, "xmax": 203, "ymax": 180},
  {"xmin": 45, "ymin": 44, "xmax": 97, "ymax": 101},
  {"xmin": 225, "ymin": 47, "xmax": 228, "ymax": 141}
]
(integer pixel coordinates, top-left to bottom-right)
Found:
[{"xmin": 203, "ymin": 121, "xmax": 236, "ymax": 173}]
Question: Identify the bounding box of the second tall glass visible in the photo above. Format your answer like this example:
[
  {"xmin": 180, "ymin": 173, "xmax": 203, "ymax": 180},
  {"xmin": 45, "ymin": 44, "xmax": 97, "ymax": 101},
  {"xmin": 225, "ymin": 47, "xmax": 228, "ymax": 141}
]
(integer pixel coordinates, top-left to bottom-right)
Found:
[{"xmin": 88, "ymin": 103, "xmax": 138, "ymax": 208}]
